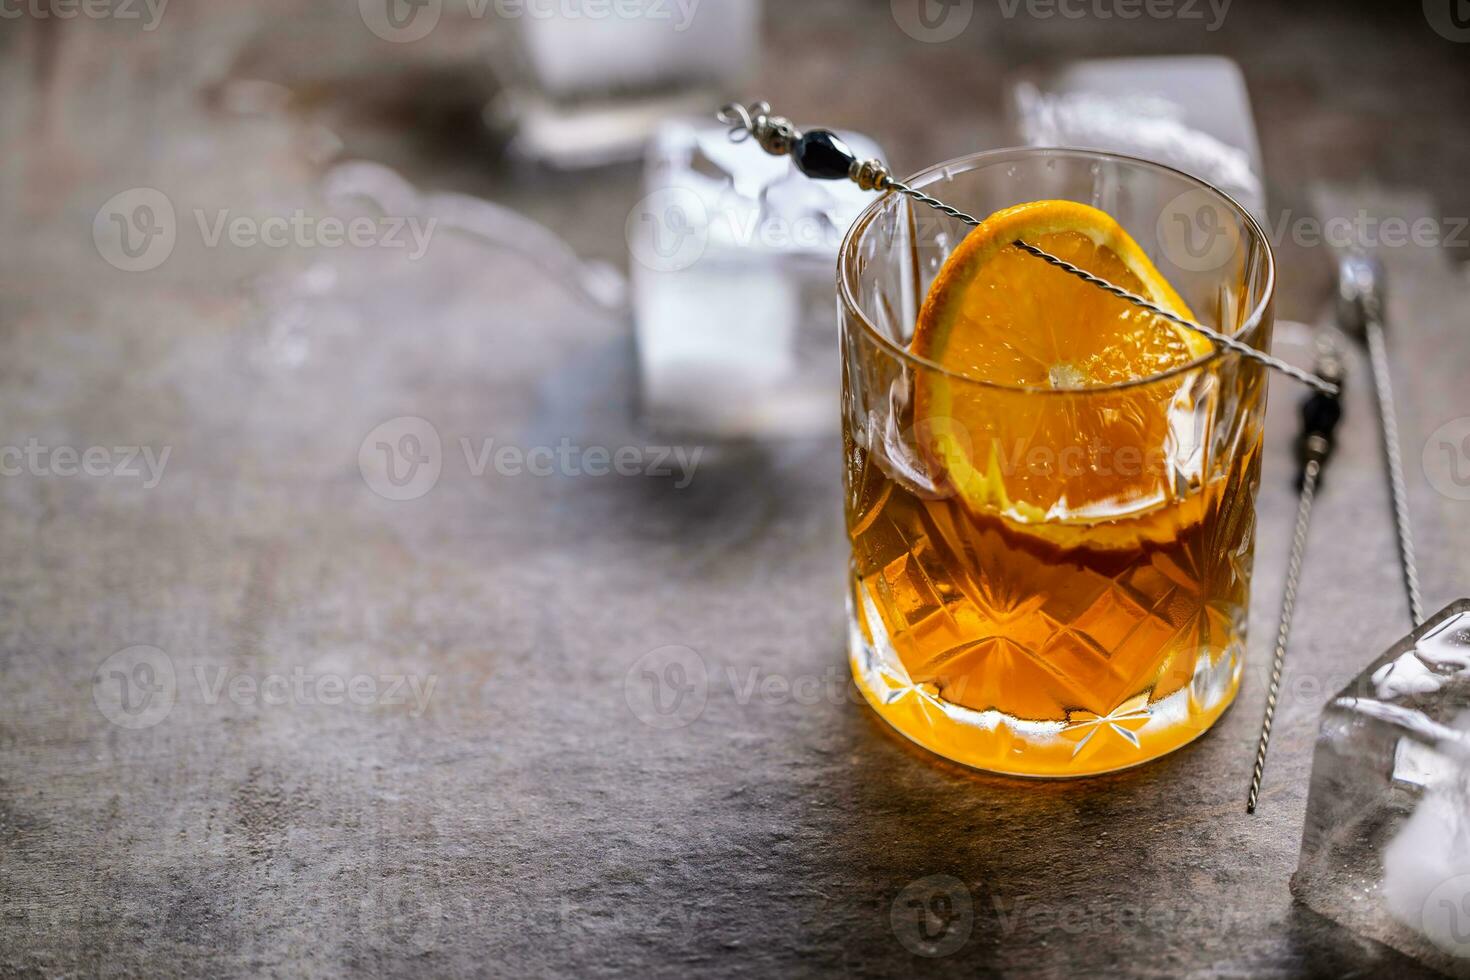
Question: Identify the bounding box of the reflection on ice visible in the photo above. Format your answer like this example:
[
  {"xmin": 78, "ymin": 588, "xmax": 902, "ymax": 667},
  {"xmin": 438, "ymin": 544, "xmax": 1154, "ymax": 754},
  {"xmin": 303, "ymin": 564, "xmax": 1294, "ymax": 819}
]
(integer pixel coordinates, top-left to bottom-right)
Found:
[{"xmin": 1294, "ymin": 603, "xmax": 1470, "ymax": 974}]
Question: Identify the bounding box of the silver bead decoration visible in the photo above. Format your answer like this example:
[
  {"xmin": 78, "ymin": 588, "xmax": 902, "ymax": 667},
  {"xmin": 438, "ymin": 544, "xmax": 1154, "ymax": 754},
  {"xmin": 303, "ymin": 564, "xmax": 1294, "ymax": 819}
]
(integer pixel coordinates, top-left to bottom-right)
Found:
[
  {"xmin": 849, "ymin": 158, "xmax": 891, "ymax": 192},
  {"xmin": 718, "ymin": 101, "xmax": 800, "ymax": 157}
]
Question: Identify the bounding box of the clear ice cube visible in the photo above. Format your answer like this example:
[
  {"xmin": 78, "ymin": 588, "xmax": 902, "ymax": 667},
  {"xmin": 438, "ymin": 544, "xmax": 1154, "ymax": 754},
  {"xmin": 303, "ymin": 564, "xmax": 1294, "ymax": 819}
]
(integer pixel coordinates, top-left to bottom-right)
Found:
[
  {"xmin": 1293, "ymin": 599, "xmax": 1470, "ymax": 976},
  {"xmin": 1007, "ymin": 56, "xmax": 1266, "ymax": 222},
  {"xmin": 631, "ymin": 119, "xmax": 883, "ymax": 439}
]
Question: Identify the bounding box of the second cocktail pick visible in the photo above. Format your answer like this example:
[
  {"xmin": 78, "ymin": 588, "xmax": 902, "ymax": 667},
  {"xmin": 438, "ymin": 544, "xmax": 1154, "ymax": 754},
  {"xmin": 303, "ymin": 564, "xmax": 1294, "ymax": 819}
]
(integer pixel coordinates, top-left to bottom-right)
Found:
[
  {"xmin": 1249, "ymin": 252, "xmax": 1426, "ymax": 811},
  {"xmin": 717, "ymin": 101, "xmax": 1338, "ymax": 396},
  {"xmin": 1246, "ymin": 334, "xmax": 1346, "ymax": 813}
]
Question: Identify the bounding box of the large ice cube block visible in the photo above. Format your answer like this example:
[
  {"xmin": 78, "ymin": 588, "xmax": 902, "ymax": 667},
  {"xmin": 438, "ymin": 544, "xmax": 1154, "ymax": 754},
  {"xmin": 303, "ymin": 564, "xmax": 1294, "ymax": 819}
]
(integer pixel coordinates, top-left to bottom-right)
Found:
[
  {"xmin": 631, "ymin": 119, "xmax": 882, "ymax": 439},
  {"xmin": 1293, "ymin": 599, "xmax": 1470, "ymax": 976},
  {"xmin": 1007, "ymin": 56, "xmax": 1266, "ymax": 222},
  {"xmin": 503, "ymin": 1, "xmax": 762, "ymax": 168}
]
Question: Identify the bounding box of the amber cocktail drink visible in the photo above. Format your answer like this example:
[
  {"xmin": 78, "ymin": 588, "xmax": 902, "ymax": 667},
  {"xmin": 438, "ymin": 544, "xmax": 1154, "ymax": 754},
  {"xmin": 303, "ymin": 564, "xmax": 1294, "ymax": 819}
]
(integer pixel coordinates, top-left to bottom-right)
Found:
[{"xmin": 839, "ymin": 150, "xmax": 1273, "ymax": 776}]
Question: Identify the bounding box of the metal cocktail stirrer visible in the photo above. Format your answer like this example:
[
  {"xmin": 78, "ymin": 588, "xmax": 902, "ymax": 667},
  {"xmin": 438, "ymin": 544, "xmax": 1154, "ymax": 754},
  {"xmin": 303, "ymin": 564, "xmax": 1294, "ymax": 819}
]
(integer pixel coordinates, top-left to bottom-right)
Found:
[
  {"xmin": 1246, "ymin": 335, "xmax": 1345, "ymax": 813},
  {"xmin": 1246, "ymin": 253, "xmax": 1423, "ymax": 811},
  {"xmin": 717, "ymin": 101, "xmax": 1339, "ymax": 396}
]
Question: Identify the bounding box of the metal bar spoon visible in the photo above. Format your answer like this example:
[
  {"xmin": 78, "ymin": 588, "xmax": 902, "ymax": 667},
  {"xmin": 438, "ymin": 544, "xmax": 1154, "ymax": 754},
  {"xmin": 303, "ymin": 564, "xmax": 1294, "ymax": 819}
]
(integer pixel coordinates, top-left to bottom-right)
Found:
[{"xmin": 1337, "ymin": 252, "xmax": 1424, "ymax": 627}]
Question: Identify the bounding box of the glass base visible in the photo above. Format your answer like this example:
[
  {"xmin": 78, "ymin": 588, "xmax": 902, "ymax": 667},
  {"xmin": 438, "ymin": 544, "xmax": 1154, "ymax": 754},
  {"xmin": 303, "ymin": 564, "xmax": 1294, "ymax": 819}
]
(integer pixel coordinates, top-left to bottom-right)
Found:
[{"xmin": 848, "ymin": 595, "xmax": 1242, "ymax": 778}]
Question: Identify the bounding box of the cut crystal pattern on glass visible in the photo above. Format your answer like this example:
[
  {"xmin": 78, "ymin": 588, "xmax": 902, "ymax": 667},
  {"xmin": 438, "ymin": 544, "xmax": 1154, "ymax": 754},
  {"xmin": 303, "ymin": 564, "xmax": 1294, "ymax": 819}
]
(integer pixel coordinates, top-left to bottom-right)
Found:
[
  {"xmin": 1292, "ymin": 600, "xmax": 1470, "ymax": 976},
  {"xmin": 845, "ymin": 419, "xmax": 1251, "ymax": 775}
]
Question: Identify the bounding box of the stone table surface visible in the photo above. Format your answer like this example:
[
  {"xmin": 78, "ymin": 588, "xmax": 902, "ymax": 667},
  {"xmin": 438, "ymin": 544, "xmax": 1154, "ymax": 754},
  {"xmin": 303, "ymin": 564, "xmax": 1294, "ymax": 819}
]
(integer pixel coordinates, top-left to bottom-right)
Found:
[{"xmin": 3, "ymin": 2, "xmax": 1470, "ymax": 977}]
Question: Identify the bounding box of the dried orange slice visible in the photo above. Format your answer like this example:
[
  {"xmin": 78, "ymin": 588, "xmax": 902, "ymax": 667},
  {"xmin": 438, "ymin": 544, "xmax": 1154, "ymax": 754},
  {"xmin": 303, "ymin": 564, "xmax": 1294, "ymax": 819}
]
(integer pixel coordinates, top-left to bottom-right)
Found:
[{"xmin": 911, "ymin": 200, "xmax": 1216, "ymax": 548}]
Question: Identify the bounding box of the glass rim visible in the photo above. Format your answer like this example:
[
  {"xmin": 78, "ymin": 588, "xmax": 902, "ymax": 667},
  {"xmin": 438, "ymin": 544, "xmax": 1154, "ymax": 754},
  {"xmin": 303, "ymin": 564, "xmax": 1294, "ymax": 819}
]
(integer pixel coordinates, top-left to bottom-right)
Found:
[{"xmin": 836, "ymin": 146, "xmax": 1276, "ymax": 395}]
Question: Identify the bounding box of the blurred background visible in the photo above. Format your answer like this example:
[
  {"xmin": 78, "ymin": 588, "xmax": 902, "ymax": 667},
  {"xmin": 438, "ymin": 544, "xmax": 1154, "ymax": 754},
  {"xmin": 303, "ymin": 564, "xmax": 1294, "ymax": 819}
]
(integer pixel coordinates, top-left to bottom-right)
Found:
[
  {"xmin": 4, "ymin": 0, "xmax": 1468, "ymax": 437},
  {"xmin": 4, "ymin": 1, "xmax": 1467, "ymax": 303},
  {"xmin": 3, "ymin": 1, "xmax": 1470, "ymax": 976}
]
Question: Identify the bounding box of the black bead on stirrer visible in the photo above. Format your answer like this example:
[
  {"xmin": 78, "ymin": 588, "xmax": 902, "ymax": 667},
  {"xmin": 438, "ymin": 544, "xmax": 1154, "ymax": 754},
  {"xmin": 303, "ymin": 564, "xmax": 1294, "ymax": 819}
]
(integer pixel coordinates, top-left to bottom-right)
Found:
[{"xmin": 717, "ymin": 101, "xmax": 1339, "ymax": 396}]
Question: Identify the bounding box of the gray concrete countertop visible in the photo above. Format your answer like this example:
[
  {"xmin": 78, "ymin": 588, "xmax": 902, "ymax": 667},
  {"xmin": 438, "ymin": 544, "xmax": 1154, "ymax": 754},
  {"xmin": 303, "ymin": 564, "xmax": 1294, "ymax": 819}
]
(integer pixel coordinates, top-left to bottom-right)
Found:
[{"xmin": 3, "ymin": 2, "xmax": 1469, "ymax": 976}]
